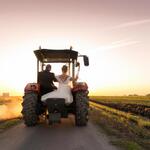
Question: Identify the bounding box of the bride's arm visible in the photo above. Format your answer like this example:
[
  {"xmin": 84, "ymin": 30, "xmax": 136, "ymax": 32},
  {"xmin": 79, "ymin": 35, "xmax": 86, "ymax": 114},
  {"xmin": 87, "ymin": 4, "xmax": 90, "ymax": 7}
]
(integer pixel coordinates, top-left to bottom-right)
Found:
[
  {"xmin": 69, "ymin": 75, "xmax": 78, "ymax": 82},
  {"xmin": 74, "ymin": 75, "xmax": 78, "ymax": 81},
  {"xmin": 69, "ymin": 63, "xmax": 80, "ymax": 82}
]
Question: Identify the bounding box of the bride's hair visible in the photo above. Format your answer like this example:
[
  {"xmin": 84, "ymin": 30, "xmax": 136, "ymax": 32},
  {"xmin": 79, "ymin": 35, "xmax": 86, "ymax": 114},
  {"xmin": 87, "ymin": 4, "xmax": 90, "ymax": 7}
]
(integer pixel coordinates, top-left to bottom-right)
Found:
[{"xmin": 62, "ymin": 65, "xmax": 68, "ymax": 73}]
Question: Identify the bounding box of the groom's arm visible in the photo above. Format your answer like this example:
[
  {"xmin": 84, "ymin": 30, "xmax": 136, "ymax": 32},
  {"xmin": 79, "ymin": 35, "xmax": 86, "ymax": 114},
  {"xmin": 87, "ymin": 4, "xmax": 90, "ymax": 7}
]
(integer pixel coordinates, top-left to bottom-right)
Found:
[{"xmin": 52, "ymin": 73, "xmax": 58, "ymax": 82}]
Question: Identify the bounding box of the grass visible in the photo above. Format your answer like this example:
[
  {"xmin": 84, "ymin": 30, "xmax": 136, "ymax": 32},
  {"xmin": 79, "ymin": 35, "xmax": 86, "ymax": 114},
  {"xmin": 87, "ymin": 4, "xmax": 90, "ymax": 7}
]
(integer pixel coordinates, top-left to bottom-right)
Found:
[
  {"xmin": 0, "ymin": 118, "xmax": 22, "ymax": 132},
  {"xmin": 90, "ymin": 105, "xmax": 150, "ymax": 150},
  {"xmin": 111, "ymin": 140, "xmax": 143, "ymax": 150}
]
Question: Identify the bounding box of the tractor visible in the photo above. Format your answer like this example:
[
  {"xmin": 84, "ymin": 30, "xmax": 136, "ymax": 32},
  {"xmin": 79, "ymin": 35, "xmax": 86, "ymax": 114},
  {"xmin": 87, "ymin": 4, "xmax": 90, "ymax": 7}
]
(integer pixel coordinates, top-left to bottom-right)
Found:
[{"xmin": 21, "ymin": 47, "xmax": 89, "ymax": 126}]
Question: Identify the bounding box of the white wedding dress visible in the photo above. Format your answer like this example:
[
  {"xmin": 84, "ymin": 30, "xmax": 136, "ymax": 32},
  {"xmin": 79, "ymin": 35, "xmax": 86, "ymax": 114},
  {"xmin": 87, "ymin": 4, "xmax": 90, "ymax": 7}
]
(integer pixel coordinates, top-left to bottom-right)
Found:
[{"xmin": 41, "ymin": 75, "xmax": 73, "ymax": 105}]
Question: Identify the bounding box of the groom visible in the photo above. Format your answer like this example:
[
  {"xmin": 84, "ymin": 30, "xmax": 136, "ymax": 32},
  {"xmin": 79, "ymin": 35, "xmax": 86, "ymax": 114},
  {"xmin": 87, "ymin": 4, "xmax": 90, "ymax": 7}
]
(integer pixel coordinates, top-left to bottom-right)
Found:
[{"xmin": 38, "ymin": 64, "xmax": 57, "ymax": 95}]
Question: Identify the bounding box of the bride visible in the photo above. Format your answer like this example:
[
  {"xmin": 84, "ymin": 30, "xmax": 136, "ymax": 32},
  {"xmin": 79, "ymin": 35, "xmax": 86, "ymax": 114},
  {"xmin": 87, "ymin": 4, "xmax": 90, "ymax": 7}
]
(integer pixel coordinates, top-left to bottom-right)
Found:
[{"xmin": 41, "ymin": 65, "xmax": 78, "ymax": 105}]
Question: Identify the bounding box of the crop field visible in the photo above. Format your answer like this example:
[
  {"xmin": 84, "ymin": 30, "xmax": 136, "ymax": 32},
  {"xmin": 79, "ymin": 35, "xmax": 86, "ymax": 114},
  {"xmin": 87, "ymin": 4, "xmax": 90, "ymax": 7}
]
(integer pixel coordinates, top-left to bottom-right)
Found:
[
  {"xmin": 89, "ymin": 97, "xmax": 150, "ymax": 150},
  {"xmin": 90, "ymin": 96, "xmax": 150, "ymax": 105},
  {"xmin": 90, "ymin": 96, "xmax": 150, "ymax": 118}
]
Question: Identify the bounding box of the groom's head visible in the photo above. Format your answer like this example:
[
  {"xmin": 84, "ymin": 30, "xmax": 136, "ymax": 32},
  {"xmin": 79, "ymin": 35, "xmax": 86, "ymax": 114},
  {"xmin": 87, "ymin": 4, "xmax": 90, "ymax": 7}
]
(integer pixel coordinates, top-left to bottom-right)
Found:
[{"xmin": 45, "ymin": 64, "xmax": 51, "ymax": 72}]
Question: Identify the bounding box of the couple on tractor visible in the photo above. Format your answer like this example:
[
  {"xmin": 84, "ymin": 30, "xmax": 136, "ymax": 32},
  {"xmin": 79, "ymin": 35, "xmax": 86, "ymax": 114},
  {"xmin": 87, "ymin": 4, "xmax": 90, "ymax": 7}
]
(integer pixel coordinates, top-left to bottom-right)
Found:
[
  {"xmin": 22, "ymin": 49, "xmax": 89, "ymax": 126},
  {"xmin": 38, "ymin": 64, "xmax": 78, "ymax": 105}
]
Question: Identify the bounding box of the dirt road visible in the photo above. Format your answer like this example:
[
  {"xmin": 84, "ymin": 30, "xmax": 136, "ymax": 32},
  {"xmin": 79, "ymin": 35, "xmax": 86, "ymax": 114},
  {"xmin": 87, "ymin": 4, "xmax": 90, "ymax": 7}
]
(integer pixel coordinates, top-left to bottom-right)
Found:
[{"xmin": 0, "ymin": 116, "xmax": 118, "ymax": 150}]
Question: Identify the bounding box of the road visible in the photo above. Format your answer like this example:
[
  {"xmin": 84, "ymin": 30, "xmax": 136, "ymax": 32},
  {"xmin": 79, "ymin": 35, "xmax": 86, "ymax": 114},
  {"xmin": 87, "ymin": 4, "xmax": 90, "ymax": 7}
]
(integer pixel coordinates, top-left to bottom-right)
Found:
[{"xmin": 0, "ymin": 116, "xmax": 118, "ymax": 150}]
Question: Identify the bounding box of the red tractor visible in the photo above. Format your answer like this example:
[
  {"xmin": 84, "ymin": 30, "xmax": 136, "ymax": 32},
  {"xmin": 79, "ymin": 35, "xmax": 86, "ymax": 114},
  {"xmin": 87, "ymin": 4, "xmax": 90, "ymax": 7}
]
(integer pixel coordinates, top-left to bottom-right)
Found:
[{"xmin": 22, "ymin": 47, "xmax": 89, "ymax": 126}]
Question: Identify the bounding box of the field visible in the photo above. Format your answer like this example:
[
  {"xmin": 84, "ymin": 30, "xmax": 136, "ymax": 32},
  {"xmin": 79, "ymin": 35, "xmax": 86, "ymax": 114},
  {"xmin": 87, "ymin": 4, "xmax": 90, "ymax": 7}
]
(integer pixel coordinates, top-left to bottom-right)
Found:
[
  {"xmin": 1, "ymin": 95, "xmax": 150, "ymax": 149},
  {"xmin": 90, "ymin": 96, "xmax": 150, "ymax": 118},
  {"xmin": 90, "ymin": 96, "xmax": 150, "ymax": 105},
  {"xmin": 0, "ymin": 96, "xmax": 22, "ymax": 104},
  {"xmin": 90, "ymin": 96, "xmax": 150, "ymax": 150},
  {"xmin": 0, "ymin": 96, "xmax": 22, "ymax": 120}
]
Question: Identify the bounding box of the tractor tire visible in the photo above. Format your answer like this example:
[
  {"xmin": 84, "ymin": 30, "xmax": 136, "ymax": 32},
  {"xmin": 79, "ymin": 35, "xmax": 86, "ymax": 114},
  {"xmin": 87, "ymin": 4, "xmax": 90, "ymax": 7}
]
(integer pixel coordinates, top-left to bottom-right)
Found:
[
  {"xmin": 75, "ymin": 91, "xmax": 89, "ymax": 126},
  {"xmin": 21, "ymin": 93, "xmax": 38, "ymax": 127}
]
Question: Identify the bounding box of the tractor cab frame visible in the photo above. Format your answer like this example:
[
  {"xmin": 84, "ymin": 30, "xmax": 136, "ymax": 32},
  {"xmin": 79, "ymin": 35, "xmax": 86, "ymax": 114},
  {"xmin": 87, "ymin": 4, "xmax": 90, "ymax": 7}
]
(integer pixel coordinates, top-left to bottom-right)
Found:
[{"xmin": 34, "ymin": 48, "xmax": 89, "ymax": 80}]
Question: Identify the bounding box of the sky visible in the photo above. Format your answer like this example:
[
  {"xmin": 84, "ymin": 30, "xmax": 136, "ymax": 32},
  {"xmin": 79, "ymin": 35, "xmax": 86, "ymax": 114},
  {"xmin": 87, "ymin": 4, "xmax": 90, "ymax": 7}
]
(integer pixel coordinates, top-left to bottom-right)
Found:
[{"xmin": 0, "ymin": 0, "xmax": 150, "ymax": 96}]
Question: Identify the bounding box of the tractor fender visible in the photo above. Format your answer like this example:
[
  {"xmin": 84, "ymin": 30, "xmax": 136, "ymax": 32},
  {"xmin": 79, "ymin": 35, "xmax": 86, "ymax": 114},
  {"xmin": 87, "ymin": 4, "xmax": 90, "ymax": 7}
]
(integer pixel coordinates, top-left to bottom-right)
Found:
[
  {"xmin": 72, "ymin": 82, "xmax": 88, "ymax": 93},
  {"xmin": 24, "ymin": 83, "xmax": 40, "ymax": 93}
]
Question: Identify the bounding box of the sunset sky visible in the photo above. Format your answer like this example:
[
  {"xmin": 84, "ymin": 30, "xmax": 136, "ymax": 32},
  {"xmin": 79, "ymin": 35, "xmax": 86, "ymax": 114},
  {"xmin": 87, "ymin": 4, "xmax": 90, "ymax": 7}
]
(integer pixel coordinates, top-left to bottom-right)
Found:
[{"xmin": 0, "ymin": 0, "xmax": 150, "ymax": 96}]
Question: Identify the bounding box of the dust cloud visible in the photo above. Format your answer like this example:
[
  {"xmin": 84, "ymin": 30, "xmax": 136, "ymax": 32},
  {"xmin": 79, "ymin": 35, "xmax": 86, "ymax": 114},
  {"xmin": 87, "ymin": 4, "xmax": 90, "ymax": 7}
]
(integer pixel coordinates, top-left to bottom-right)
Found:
[{"xmin": 0, "ymin": 97, "xmax": 22, "ymax": 120}]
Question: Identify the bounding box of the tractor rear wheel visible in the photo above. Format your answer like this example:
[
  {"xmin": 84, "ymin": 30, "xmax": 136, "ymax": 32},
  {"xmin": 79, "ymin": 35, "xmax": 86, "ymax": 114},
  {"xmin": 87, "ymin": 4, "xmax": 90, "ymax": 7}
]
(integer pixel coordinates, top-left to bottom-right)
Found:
[
  {"xmin": 21, "ymin": 93, "xmax": 38, "ymax": 126},
  {"xmin": 75, "ymin": 91, "xmax": 89, "ymax": 126}
]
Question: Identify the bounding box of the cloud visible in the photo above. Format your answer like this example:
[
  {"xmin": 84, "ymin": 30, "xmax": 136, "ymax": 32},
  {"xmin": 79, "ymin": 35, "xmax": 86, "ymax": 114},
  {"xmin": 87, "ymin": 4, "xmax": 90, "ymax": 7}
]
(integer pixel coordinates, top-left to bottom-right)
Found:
[
  {"xmin": 112, "ymin": 19, "xmax": 150, "ymax": 29},
  {"xmin": 86, "ymin": 39, "xmax": 140, "ymax": 56},
  {"xmin": 99, "ymin": 40, "xmax": 140, "ymax": 51}
]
